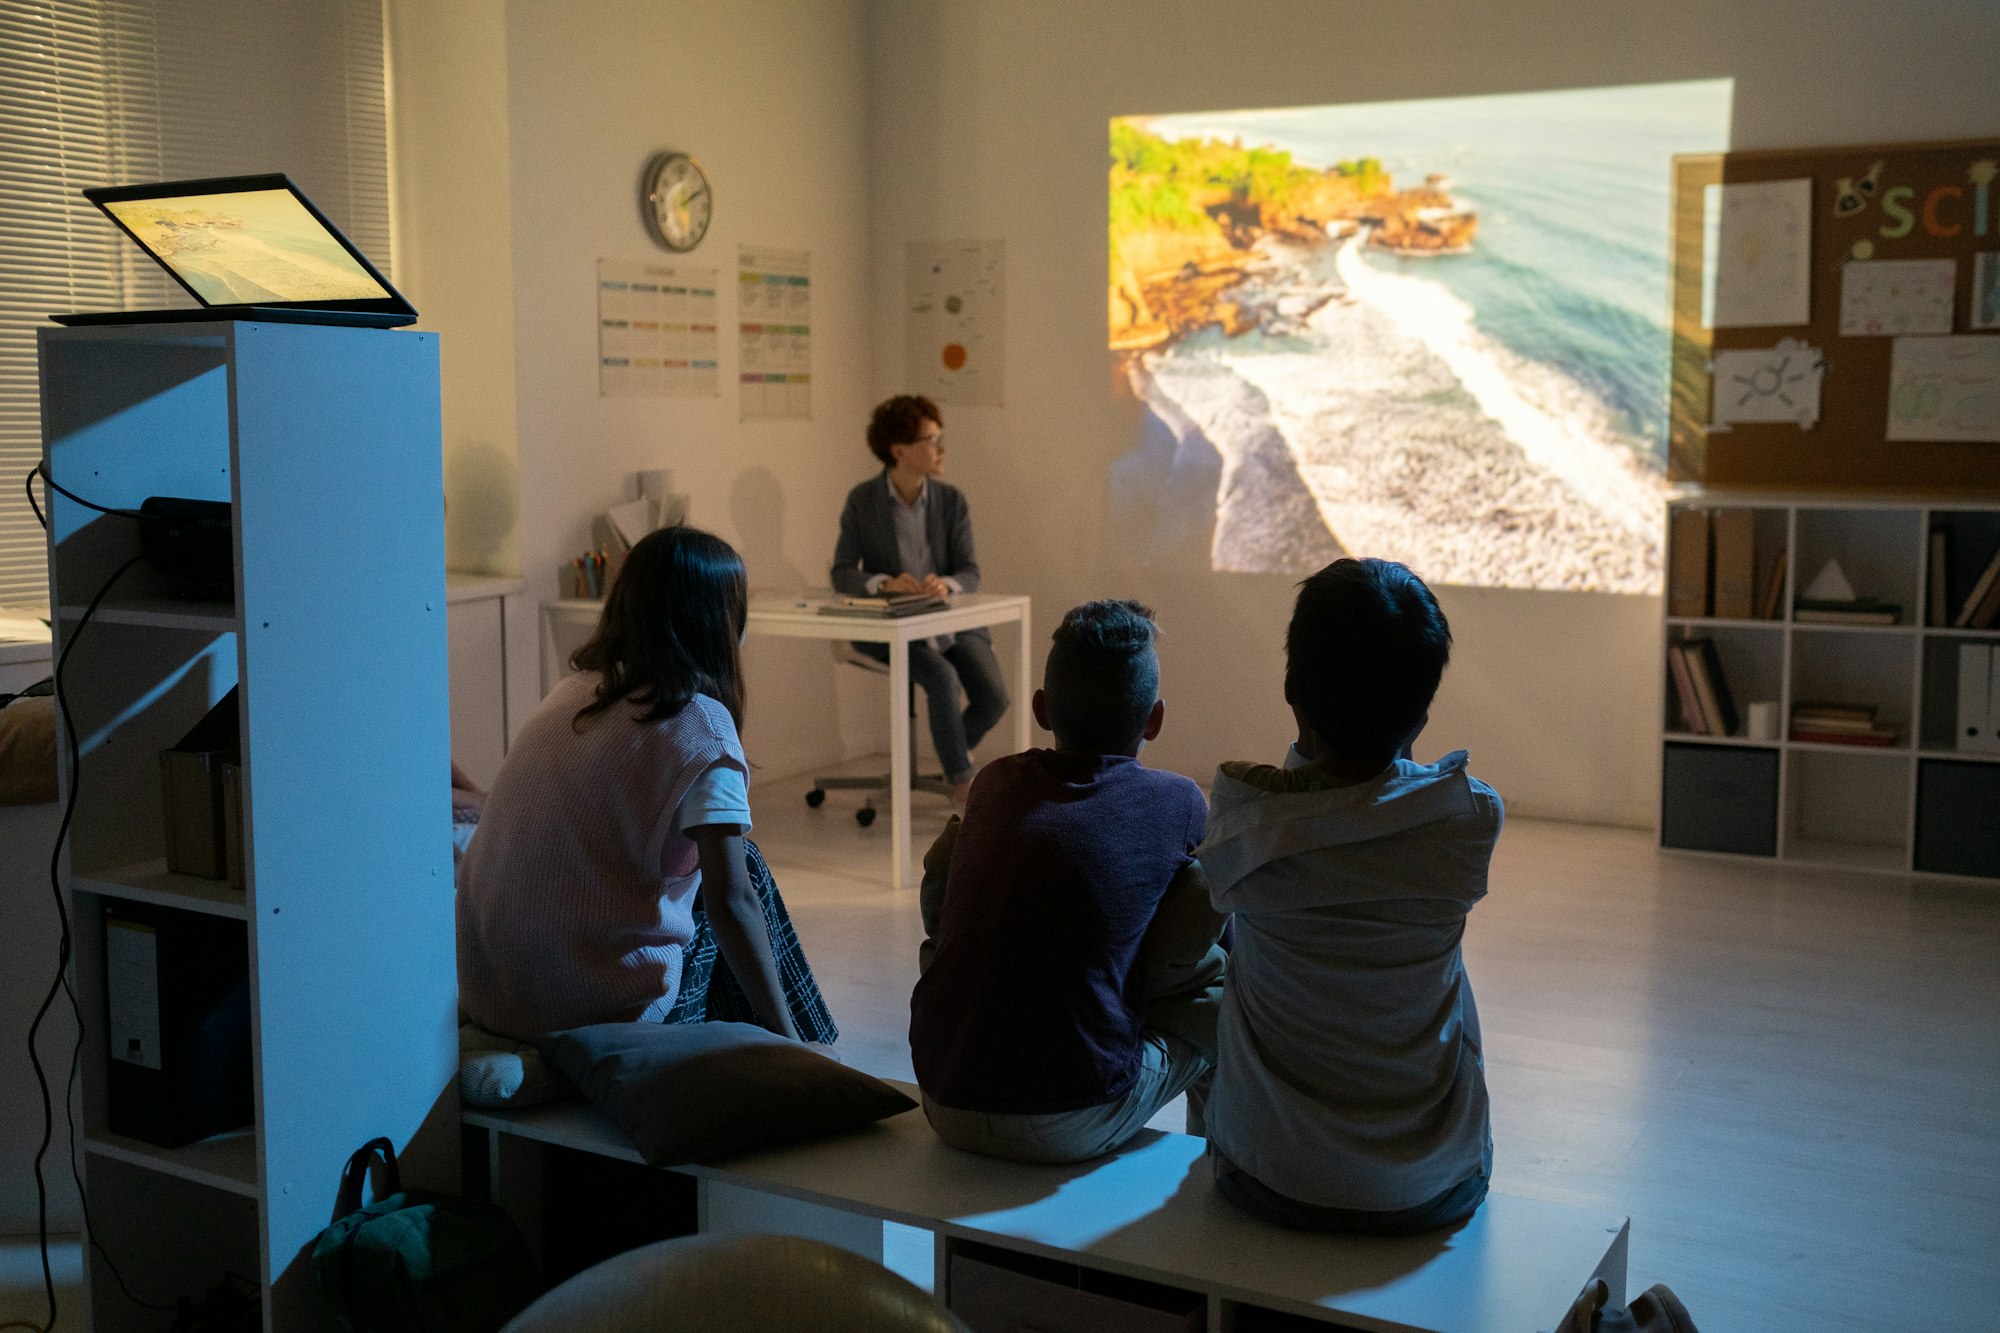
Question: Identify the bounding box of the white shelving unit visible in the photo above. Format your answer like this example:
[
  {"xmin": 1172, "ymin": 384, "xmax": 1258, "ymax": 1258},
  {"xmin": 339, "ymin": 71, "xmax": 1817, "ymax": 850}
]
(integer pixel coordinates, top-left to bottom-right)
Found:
[
  {"xmin": 39, "ymin": 321, "xmax": 457, "ymax": 1330},
  {"xmin": 1659, "ymin": 493, "xmax": 2000, "ymax": 882}
]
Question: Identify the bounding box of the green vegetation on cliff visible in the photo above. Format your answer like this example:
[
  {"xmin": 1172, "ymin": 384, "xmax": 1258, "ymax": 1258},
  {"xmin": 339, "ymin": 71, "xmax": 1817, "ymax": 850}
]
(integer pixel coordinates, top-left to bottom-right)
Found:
[{"xmin": 1109, "ymin": 120, "xmax": 1381, "ymax": 268}]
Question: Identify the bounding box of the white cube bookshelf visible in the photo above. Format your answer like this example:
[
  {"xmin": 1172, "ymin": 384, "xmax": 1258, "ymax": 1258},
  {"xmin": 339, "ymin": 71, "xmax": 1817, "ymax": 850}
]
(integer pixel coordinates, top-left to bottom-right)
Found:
[
  {"xmin": 1660, "ymin": 493, "xmax": 2000, "ymax": 881},
  {"xmin": 39, "ymin": 321, "xmax": 456, "ymax": 1330}
]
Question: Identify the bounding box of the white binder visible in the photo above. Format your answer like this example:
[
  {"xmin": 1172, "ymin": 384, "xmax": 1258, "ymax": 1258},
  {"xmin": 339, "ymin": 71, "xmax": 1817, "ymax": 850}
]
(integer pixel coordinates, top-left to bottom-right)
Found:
[
  {"xmin": 1990, "ymin": 644, "xmax": 2000, "ymax": 755},
  {"xmin": 1960, "ymin": 644, "xmax": 1999, "ymax": 753}
]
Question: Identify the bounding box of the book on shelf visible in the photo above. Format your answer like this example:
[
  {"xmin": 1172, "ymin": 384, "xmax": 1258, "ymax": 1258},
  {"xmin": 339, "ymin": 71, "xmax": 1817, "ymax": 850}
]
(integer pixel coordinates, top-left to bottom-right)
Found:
[
  {"xmin": 1927, "ymin": 530, "xmax": 1949, "ymax": 627},
  {"xmin": 815, "ymin": 593, "xmax": 949, "ymax": 618},
  {"xmin": 1792, "ymin": 720, "xmax": 1896, "ymax": 740},
  {"xmin": 1955, "ymin": 540, "xmax": 2000, "ymax": 629},
  {"xmin": 1791, "ymin": 699, "xmax": 1876, "ymax": 722},
  {"xmin": 1791, "ymin": 700, "xmax": 1897, "ymax": 746},
  {"xmin": 1667, "ymin": 508, "xmax": 1710, "ymax": 617},
  {"xmin": 1756, "ymin": 546, "xmax": 1788, "ymax": 621},
  {"xmin": 1666, "ymin": 643, "xmax": 1707, "ymax": 735},
  {"xmin": 1681, "ymin": 637, "xmax": 1738, "ymax": 736},
  {"xmin": 1793, "ymin": 597, "xmax": 1900, "ymax": 625},
  {"xmin": 1711, "ymin": 510, "xmax": 1756, "ymax": 618}
]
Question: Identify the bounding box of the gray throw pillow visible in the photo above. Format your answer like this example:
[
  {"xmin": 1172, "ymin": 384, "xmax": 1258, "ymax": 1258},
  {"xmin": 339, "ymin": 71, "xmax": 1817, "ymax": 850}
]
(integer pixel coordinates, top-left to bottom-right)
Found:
[{"xmin": 538, "ymin": 1021, "xmax": 916, "ymax": 1167}]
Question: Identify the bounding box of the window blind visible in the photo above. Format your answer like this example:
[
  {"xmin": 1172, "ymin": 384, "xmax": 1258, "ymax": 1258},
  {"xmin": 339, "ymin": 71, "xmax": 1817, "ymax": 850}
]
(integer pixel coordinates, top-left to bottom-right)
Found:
[{"xmin": 0, "ymin": 0, "xmax": 391, "ymax": 609}]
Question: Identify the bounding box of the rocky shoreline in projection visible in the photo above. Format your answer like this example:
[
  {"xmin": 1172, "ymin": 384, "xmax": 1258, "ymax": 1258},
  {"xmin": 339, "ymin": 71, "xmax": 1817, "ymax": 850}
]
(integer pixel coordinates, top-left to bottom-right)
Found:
[{"xmin": 1109, "ymin": 119, "xmax": 1666, "ymax": 592}]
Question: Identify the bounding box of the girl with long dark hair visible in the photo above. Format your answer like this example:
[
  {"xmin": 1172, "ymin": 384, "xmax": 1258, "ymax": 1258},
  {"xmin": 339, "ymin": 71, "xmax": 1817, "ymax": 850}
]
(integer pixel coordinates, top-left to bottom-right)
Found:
[{"xmin": 457, "ymin": 526, "xmax": 834, "ymax": 1043}]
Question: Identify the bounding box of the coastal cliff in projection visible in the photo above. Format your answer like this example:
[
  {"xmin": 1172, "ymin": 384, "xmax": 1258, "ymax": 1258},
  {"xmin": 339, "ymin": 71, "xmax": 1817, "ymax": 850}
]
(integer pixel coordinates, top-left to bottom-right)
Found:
[{"xmin": 1109, "ymin": 82, "xmax": 1732, "ymax": 593}]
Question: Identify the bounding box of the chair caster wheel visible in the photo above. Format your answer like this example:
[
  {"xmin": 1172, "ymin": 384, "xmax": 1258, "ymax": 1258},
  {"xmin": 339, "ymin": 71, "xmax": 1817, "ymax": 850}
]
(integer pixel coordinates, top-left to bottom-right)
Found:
[
  {"xmin": 856, "ymin": 806, "xmax": 877, "ymax": 828},
  {"xmin": 805, "ymin": 789, "xmax": 826, "ymax": 808}
]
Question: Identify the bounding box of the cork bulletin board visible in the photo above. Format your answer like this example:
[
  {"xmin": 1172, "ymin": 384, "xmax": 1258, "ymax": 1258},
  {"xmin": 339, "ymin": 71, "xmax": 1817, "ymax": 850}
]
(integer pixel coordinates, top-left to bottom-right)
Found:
[{"xmin": 1669, "ymin": 138, "xmax": 2000, "ymax": 496}]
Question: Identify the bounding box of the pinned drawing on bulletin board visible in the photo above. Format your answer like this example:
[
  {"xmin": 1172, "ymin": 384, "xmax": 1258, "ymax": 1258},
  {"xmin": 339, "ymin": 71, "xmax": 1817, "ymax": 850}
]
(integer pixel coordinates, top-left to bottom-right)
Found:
[
  {"xmin": 906, "ymin": 240, "xmax": 1006, "ymax": 406},
  {"xmin": 1886, "ymin": 335, "xmax": 2000, "ymax": 443},
  {"xmin": 1706, "ymin": 178, "xmax": 1813, "ymax": 328},
  {"xmin": 1838, "ymin": 258, "xmax": 1956, "ymax": 336},
  {"xmin": 1710, "ymin": 338, "xmax": 1826, "ymax": 429}
]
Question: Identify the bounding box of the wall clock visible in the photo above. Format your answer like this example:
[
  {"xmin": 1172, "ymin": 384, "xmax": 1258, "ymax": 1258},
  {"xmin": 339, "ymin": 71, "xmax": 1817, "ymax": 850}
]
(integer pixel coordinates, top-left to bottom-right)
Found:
[{"xmin": 640, "ymin": 151, "xmax": 713, "ymax": 252}]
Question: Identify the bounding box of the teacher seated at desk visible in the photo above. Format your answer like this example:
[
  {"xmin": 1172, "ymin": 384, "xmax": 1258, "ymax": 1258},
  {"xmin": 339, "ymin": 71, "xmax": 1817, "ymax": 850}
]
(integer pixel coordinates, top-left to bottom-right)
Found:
[{"xmin": 832, "ymin": 394, "xmax": 1009, "ymax": 803}]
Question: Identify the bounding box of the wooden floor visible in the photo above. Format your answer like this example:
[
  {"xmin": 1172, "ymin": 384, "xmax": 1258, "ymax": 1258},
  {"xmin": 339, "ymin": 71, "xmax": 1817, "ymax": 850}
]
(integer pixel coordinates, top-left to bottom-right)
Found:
[
  {"xmin": 4, "ymin": 771, "xmax": 1992, "ymax": 1331},
  {"xmin": 756, "ymin": 768, "xmax": 2000, "ymax": 1333}
]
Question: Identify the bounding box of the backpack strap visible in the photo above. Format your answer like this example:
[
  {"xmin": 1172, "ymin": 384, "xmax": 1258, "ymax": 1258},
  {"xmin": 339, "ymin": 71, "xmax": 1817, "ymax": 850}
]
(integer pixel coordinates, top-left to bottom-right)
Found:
[{"xmin": 333, "ymin": 1137, "xmax": 401, "ymax": 1220}]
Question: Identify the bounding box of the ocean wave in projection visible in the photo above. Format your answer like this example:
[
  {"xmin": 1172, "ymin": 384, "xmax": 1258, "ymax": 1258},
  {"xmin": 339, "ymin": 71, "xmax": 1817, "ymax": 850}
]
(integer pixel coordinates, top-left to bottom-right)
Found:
[{"xmin": 1109, "ymin": 80, "xmax": 1733, "ymax": 593}]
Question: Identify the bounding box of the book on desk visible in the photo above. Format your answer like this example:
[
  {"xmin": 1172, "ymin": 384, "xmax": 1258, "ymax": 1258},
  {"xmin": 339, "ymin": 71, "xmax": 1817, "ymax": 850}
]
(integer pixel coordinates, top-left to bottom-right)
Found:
[{"xmin": 815, "ymin": 594, "xmax": 949, "ymax": 619}]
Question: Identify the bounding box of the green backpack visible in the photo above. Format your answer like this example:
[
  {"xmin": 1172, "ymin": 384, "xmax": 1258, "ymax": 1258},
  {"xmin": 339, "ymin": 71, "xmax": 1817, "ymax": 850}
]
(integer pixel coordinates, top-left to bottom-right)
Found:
[{"xmin": 312, "ymin": 1136, "xmax": 543, "ymax": 1333}]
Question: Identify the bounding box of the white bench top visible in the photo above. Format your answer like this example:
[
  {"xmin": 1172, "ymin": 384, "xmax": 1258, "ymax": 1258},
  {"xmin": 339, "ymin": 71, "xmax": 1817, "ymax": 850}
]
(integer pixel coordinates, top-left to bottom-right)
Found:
[{"xmin": 467, "ymin": 1091, "xmax": 1626, "ymax": 1333}]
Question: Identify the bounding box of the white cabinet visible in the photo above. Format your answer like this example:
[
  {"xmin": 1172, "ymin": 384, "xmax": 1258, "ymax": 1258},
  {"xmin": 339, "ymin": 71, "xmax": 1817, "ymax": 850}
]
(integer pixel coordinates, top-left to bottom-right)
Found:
[
  {"xmin": 447, "ymin": 573, "xmax": 521, "ymax": 790},
  {"xmin": 1659, "ymin": 494, "xmax": 2000, "ymax": 881},
  {"xmin": 39, "ymin": 321, "xmax": 456, "ymax": 1330}
]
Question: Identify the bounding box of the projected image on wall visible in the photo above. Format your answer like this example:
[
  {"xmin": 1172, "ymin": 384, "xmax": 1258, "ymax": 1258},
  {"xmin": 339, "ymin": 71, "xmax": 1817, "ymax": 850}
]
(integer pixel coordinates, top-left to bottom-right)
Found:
[{"xmin": 1110, "ymin": 81, "xmax": 1731, "ymax": 592}]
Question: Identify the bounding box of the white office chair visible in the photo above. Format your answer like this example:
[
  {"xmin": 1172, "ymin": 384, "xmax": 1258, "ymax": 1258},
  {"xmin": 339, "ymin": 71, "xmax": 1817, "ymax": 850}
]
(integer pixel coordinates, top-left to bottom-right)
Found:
[{"xmin": 805, "ymin": 642, "xmax": 954, "ymax": 826}]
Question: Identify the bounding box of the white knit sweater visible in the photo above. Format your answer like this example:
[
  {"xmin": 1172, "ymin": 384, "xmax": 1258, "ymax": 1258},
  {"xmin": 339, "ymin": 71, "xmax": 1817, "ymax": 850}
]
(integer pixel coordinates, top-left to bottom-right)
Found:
[{"xmin": 455, "ymin": 673, "xmax": 746, "ymax": 1038}]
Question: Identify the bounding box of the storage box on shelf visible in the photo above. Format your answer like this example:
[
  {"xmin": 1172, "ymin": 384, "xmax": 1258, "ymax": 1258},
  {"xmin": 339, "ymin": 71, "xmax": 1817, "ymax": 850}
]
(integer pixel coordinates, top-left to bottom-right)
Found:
[
  {"xmin": 40, "ymin": 321, "xmax": 455, "ymax": 1331},
  {"xmin": 1659, "ymin": 494, "xmax": 2000, "ymax": 881}
]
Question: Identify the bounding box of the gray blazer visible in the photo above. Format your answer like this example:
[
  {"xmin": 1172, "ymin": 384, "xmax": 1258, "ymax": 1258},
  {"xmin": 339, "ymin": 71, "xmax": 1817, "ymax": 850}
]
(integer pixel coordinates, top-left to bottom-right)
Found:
[{"xmin": 830, "ymin": 472, "xmax": 986, "ymax": 639}]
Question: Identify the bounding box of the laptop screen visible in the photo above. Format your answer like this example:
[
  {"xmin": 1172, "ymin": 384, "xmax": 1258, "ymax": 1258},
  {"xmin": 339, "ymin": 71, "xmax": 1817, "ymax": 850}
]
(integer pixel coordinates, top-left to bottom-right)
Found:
[{"xmin": 99, "ymin": 186, "xmax": 393, "ymax": 306}]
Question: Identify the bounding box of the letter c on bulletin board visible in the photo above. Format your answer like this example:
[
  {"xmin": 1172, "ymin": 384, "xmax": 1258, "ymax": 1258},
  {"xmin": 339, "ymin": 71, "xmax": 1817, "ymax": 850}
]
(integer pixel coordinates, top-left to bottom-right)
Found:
[{"xmin": 1922, "ymin": 184, "xmax": 1964, "ymax": 237}]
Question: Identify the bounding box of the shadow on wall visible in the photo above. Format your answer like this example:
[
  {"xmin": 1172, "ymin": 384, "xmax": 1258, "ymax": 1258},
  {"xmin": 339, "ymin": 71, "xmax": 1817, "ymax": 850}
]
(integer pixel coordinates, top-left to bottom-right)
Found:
[
  {"xmin": 447, "ymin": 442, "xmax": 518, "ymax": 572},
  {"xmin": 731, "ymin": 466, "xmax": 806, "ymax": 592}
]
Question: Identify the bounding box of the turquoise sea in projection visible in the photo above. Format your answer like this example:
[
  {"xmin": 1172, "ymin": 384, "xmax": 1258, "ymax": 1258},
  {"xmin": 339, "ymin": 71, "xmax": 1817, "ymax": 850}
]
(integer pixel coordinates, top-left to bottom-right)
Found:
[{"xmin": 1131, "ymin": 80, "xmax": 1733, "ymax": 591}]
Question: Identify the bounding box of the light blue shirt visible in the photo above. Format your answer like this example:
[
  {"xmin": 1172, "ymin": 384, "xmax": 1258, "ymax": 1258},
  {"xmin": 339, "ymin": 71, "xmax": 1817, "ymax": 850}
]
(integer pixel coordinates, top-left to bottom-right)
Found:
[{"xmin": 865, "ymin": 474, "xmax": 962, "ymax": 648}]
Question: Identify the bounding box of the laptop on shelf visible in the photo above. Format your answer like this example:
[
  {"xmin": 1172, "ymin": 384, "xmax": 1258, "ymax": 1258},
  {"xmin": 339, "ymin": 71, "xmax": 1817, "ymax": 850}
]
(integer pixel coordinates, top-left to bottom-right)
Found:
[{"xmin": 50, "ymin": 173, "xmax": 417, "ymax": 328}]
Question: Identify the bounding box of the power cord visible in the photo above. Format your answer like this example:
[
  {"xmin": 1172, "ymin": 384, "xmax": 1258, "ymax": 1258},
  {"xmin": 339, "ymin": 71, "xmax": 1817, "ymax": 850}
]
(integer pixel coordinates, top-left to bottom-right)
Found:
[{"xmin": 22, "ymin": 463, "xmax": 177, "ymax": 1329}]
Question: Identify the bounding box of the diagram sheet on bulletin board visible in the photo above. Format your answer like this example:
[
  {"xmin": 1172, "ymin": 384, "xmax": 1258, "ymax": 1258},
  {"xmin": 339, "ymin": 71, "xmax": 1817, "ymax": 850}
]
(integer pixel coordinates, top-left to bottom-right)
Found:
[
  {"xmin": 1887, "ymin": 336, "xmax": 2000, "ymax": 442},
  {"xmin": 597, "ymin": 259, "xmax": 720, "ymax": 398},
  {"xmin": 739, "ymin": 247, "xmax": 812, "ymax": 421},
  {"xmin": 906, "ymin": 240, "xmax": 1005, "ymax": 406}
]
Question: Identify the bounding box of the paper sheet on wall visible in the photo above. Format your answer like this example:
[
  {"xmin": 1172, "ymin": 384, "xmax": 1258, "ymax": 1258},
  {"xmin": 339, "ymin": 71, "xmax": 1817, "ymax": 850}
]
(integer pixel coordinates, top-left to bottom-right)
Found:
[
  {"xmin": 1709, "ymin": 338, "xmax": 1826, "ymax": 429},
  {"xmin": 1706, "ymin": 179, "xmax": 1813, "ymax": 328},
  {"xmin": 905, "ymin": 240, "xmax": 1005, "ymax": 406},
  {"xmin": 1886, "ymin": 335, "xmax": 2000, "ymax": 443},
  {"xmin": 597, "ymin": 259, "xmax": 720, "ymax": 398},
  {"xmin": 738, "ymin": 247, "xmax": 812, "ymax": 421},
  {"xmin": 1839, "ymin": 258, "xmax": 1956, "ymax": 336}
]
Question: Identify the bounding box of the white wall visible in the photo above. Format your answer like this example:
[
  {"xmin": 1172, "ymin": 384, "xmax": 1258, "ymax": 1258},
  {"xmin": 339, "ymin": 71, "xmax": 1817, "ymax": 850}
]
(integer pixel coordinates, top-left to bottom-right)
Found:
[
  {"xmin": 395, "ymin": 0, "xmax": 885, "ymax": 780},
  {"xmin": 388, "ymin": 0, "xmax": 522, "ymax": 580},
  {"xmin": 864, "ymin": 0, "xmax": 2000, "ymax": 824},
  {"xmin": 501, "ymin": 0, "xmax": 877, "ymax": 779}
]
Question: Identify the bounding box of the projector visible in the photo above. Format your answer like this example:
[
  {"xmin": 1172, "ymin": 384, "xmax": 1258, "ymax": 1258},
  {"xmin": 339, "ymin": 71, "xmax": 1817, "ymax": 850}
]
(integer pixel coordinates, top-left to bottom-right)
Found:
[{"xmin": 139, "ymin": 497, "xmax": 233, "ymax": 601}]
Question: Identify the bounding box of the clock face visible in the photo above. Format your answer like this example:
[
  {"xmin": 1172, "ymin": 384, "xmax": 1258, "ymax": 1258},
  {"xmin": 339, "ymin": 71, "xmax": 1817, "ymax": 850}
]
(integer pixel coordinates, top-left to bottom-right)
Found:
[{"xmin": 642, "ymin": 152, "xmax": 712, "ymax": 252}]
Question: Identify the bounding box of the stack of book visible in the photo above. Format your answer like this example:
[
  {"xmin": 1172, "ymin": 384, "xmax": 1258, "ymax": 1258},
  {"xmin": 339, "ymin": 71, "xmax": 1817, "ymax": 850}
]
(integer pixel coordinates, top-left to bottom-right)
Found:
[
  {"xmin": 1666, "ymin": 638, "xmax": 1739, "ymax": 737},
  {"xmin": 1793, "ymin": 595, "xmax": 1901, "ymax": 625},
  {"xmin": 815, "ymin": 593, "xmax": 948, "ymax": 619},
  {"xmin": 1789, "ymin": 701, "xmax": 1900, "ymax": 747}
]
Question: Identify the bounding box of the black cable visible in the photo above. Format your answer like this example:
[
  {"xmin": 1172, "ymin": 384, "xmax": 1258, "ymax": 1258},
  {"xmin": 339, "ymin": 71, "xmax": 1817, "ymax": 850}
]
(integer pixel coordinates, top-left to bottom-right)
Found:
[
  {"xmin": 27, "ymin": 553, "xmax": 138, "ymax": 1324},
  {"xmin": 28, "ymin": 462, "xmax": 146, "ymax": 520},
  {"xmin": 27, "ymin": 551, "xmax": 145, "ymax": 1332},
  {"xmin": 23, "ymin": 469, "xmax": 174, "ymax": 1328}
]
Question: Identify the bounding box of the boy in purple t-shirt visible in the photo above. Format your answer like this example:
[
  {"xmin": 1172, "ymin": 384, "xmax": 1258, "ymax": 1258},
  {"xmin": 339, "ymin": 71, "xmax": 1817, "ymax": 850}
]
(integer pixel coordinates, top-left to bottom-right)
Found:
[{"xmin": 910, "ymin": 600, "xmax": 1226, "ymax": 1164}]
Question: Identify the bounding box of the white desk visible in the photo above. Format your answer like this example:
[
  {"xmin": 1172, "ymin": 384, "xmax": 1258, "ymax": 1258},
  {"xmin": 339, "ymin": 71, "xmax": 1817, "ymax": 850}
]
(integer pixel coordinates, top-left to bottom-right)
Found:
[{"xmin": 541, "ymin": 592, "xmax": 1033, "ymax": 890}]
